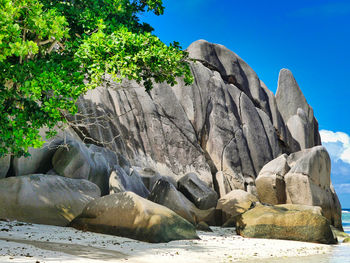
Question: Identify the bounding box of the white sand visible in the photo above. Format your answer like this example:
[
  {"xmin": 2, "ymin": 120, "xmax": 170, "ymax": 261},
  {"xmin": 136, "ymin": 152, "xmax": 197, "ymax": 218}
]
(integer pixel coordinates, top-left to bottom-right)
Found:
[{"xmin": 0, "ymin": 220, "xmax": 332, "ymax": 263}]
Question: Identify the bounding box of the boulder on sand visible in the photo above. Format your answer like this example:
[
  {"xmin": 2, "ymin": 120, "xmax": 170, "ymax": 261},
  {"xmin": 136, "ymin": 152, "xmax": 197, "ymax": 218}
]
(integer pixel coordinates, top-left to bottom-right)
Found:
[
  {"xmin": 178, "ymin": 173, "xmax": 218, "ymax": 209},
  {"xmin": 285, "ymin": 146, "xmax": 342, "ymax": 230},
  {"xmin": 52, "ymin": 140, "xmax": 117, "ymax": 195},
  {"xmin": 149, "ymin": 179, "xmax": 215, "ymax": 225},
  {"xmin": 0, "ymin": 174, "xmax": 100, "ymax": 226},
  {"xmin": 216, "ymin": 189, "xmax": 258, "ymax": 223},
  {"xmin": 109, "ymin": 165, "xmax": 150, "ymax": 198},
  {"xmin": 236, "ymin": 204, "xmax": 337, "ymax": 244},
  {"xmin": 69, "ymin": 191, "xmax": 199, "ymax": 243},
  {"xmin": 255, "ymin": 154, "xmax": 290, "ymax": 205}
]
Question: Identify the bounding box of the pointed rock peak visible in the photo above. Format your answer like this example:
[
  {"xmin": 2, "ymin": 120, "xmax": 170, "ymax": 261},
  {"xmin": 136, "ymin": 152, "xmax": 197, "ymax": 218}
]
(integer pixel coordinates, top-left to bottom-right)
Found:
[
  {"xmin": 186, "ymin": 39, "xmax": 241, "ymax": 76},
  {"xmin": 276, "ymin": 68, "xmax": 309, "ymax": 123}
]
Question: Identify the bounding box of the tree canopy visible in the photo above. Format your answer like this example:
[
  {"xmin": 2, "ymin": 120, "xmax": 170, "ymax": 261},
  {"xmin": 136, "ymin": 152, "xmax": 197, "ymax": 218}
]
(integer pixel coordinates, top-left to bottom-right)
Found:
[{"xmin": 0, "ymin": 0, "xmax": 193, "ymax": 157}]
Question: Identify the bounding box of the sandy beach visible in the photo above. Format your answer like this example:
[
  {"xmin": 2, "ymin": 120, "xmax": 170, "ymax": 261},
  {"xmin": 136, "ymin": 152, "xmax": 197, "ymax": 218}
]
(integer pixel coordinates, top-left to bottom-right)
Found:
[{"xmin": 0, "ymin": 220, "xmax": 333, "ymax": 263}]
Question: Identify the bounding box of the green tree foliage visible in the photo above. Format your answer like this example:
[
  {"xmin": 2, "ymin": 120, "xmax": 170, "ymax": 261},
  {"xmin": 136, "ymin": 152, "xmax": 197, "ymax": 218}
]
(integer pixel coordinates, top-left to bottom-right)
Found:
[{"xmin": 0, "ymin": 0, "xmax": 193, "ymax": 157}]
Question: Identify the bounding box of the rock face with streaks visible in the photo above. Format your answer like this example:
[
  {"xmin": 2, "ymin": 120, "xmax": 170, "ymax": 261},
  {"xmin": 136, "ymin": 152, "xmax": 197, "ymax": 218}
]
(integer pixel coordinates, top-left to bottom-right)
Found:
[
  {"xmin": 70, "ymin": 40, "xmax": 290, "ymax": 193},
  {"xmin": 276, "ymin": 69, "xmax": 321, "ymax": 152}
]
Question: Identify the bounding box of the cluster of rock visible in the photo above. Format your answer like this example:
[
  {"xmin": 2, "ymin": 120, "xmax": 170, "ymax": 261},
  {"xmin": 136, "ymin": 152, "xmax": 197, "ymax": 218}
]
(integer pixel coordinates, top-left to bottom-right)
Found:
[{"xmin": 0, "ymin": 40, "xmax": 344, "ymax": 244}]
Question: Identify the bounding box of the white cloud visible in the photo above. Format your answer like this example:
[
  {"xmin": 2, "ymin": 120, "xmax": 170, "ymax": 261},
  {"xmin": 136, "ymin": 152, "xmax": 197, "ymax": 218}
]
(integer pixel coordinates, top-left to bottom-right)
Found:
[
  {"xmin": 341, "ymin": 147, "xmax": 350, "ymax": 164},
  {"xmin": 320, "ymin": 130, "xmax": 350, "ymax": 165},
  {"xmin": 320, "ymin": 130, "xmax": 350, "ymax": 145}
]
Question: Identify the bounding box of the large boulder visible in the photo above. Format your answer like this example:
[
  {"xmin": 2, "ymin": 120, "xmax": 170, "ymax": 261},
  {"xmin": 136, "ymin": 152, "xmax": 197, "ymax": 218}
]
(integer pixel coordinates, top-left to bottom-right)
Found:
[
  {"xmin": 178, "ymin": 173, "xmax": 218, "ymax": 209},
  {"xmin": 236, "ymin": 205, "xmax": 337, "ymax": 244},
  {"xmin": 0, "ymin": 155, "xmax": 10, "ymax": 178},
  {"xmin": 69, "ymin": 192, "xmax": 199, "ymax": 243},
  {"xmin": 186, "ymin": 40, "xmax": 271, "ymax": 117},
  {"xmin": 109, "ymin": 165, "xmax": 150, "ymax": 198},
  {"xmin": 133, "ymin": 166, "xmax": 177, "ymax": 191},
  {"xmin": 256, "ymin": 154, "xmax": 290, "ymax": 205},
  {"xmin": 12, "ymin": 128, "xmax": 81, "ymax": 177},
  {"xmin": 13, "ymin": 141, "xmax": 61, "ymax": 176},
  {"xmin": 284, "ymin": 146, "xmax": 342, "ymax": 229},
  {"xmin": 0, "ymin": 174, "xmax": 100, "ymax": 226},
  {"xmin": 149, "ymin": 179, "xmax": 215, "ymax": 225},
  {"xmin": 276, "ymin": 69, "xmax": 321, "ymax": 152},
  {"xmin": 216, "ymin": 189, "xmax": 258, "ymax": 223},
  {"xmin": 52, "ymin": 140, "xmax": 118, "ymax": 195}
]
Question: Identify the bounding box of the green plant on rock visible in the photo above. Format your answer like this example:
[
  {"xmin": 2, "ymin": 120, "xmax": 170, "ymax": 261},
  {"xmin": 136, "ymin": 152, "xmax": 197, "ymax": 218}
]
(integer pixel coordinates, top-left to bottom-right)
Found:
[{"xmin": 0, "ymin": 0, "xmax": 193, "ymax": 157}]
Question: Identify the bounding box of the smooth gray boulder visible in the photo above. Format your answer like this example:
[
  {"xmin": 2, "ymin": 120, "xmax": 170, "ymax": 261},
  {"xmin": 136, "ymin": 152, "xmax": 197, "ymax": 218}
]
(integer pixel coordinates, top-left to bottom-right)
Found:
[
  {"xmin": 133, "ymin": 166, "xmax": 176, "ymax": 191},
  {"xmin": 178, "ymin": 173, "xmax": 218, "ymax": 209},
  {"xmin": 69, "ymin": 192, "xmax": 199, "ymax": 243},
  {"xmin": 109, "ymin": 165, "xmax": 149, "ymax": 198},
  {"xmin": 149, "ymin": 179, "xmax": 215, "ymax": 225},
  {"xmin": 13, "ymin": 141, "xmax": 61, "ymax": 176},
  {"xmin": 0, "ymin": 174, "xmax": 100, "ymax": 226},
  {"xmin": 12, "ymin": 128, "xmax": 81, "ymax": 176},
  {"xmin": 285, "ymin": 146, "xmax": 342, "ymax": 229},
  {"xmin": 0, "ymin": 155, "xmax": 10, "ymax": 178},
  {"xmin": 256, "ymin": 154, "xmax": 289, "ymax": 205},
  {"xmin": 52, "ymin": 140, "xmax": 116, "ymax": 195},
  {"xmin": 52, "ymin": 140, "xmax": 92, "ymax": 180}
]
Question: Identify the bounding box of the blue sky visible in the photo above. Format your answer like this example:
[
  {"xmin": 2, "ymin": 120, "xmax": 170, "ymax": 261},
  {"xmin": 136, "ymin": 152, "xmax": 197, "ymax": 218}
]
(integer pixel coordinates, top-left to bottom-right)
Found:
[{"xmin": 141, "ymin": 0, "xmax": 350, "ymax": 208}]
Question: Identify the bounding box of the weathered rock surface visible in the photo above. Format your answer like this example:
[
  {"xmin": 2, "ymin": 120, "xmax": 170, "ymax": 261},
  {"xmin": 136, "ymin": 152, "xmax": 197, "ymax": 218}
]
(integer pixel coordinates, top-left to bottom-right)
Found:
[
  {"xmin": 275, "ymin": 204, "xmax": 323, "ymax": 215},
  {"xmin": 149, "ymin": 179, "xmax": 215, "ymax": 225},
  {"xmin": 216, "ymin": 189, "xmax": 258, "ymax": 223},
  {"xmin": 256, "ymin": 154, "xmax": 289, "ymax": 205},
  {"xmin": 1, "ymin": 39, "xmax": 341, "ymax": 234},
  {"xmin": 0, "ymin": 174, "xmax": 100, "ymax": 226},
  {"xmin": 236, "ymin": 205, "xmax": 337, "ymax": 244},
  {"xmin": 178, "ymin": 173, "xmax": 218, "ymax": 209},
  {"xmin": 134, "ymin": 166, "xmax": 177, "ymax": 191},
  {"xmin": 284, "ymin": 146, "xmax": 342, "ymax": 229},
  {"xmin": 109, "ymin": 165, "xmax": 149, "ymax": 198},
  {"xmin": 0, "ymin": 155, "xmax": 10, "ymax": 178},
  {"xmin": 52, "ymin": 140, "xmax": 119, "ymax": 195},
  {"xmin": 69, "ymin": 191, "xmax": 199, "ymax": 243},
  {"xmin": 331, "ymin": 225, "xmax": 349, "ymax": 242},
  {"xmin": 68, "ymin": 40, "xmax": 299, "ymax": 192},
  {"xmin": 276, "ymin": 69, "xmax": 321, "ymax": 152},
  {"xmin": 13, "ymin": 140, "xmax": 61, "ymax": 177},
  {"xmin": 12, "ymin": 128, "xmax": 82, "ymax": 177}
]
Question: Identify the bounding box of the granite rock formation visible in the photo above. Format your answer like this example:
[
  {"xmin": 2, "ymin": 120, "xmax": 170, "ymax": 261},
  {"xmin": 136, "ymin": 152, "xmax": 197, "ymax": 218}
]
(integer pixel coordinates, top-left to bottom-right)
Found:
[
  {"xmin": 69, "ymin": 40, "xmax": 323, "ymax": 197},
  {"xmin": 0, "ymin": 39, "xmax": 342, "ymax": 241}
]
